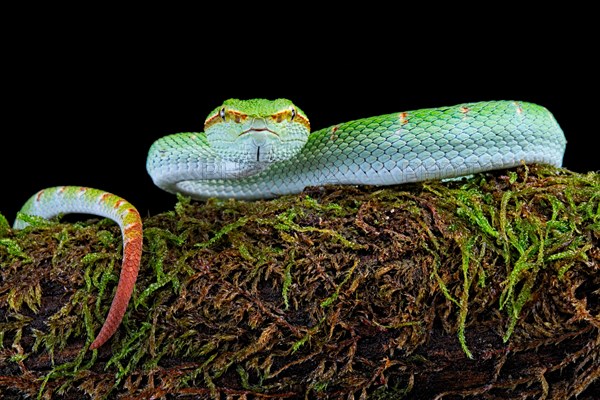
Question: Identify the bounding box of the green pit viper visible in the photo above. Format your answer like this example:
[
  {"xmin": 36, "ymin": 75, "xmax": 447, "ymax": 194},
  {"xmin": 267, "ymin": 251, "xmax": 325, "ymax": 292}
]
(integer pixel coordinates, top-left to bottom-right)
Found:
[{"xmin": 12, "ymin": 99, "xmax": 567, "ymax": 349}]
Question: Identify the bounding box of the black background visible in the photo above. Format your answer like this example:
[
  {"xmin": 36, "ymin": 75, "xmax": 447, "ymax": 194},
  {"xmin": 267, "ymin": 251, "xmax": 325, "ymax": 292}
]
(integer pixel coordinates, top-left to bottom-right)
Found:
[{"xmin": 2, "ymin": 20, "xmax": 596, "ymax": 224}]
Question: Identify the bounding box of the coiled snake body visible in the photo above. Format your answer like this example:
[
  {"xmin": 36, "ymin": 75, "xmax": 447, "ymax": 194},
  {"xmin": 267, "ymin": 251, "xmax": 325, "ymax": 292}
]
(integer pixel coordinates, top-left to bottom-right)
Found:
[{"xmin": 13, "ymin": 99, "xmax": 567, "ymax": 349}]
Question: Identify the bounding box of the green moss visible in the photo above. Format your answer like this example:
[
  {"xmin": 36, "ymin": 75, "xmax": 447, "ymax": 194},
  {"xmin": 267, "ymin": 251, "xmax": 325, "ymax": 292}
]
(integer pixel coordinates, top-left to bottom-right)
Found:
[
  {"xmin": 0, "ymin": 165, "xmax": 598, "ymax": 399},
  {"xmin": 0, "ymin": 213, "xmax": 10, "ymax": 237}
]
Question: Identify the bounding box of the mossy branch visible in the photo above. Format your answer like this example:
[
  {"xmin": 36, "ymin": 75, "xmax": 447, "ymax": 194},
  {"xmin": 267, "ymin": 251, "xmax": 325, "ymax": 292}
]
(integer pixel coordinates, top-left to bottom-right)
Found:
[{"xmin": 0, "ymin": 165, "xmax": 598, "ymax": 399}]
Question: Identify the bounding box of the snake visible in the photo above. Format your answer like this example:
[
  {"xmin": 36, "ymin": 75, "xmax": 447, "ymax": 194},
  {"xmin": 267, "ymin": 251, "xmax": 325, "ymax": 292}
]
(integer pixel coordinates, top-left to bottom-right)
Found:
[{"xmin": 13, "ymin": 99, "xmax": 567, "ymax": 349}]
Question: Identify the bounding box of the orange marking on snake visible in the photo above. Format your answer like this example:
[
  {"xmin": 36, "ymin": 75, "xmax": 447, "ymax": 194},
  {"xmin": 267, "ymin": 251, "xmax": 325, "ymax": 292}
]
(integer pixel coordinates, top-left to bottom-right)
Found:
[
  {"xmin": 227, "ymin": 110, "xmax": 246, "ymax": 124},
  {"xmin": 513, "ymin": 102, "xmax": 523, "ymax": 114},
  {"xmin": 100, "ymin": 193, "xmax": 111, "ymax": 203},
  {"xmin": 271, "ymin": 109, "xmax": 296, "ymax": 124},
  {"xmin": 272, "ymin": 111, "xmax": 285, "ymax": 123},
  {"xmin": 124, "ymin": 222, "xmax": 143, "ymax": 240},
  {"xmin": 35, "ymin": 190, "xmax": 45, "ymax": 202},
  {"xmin": 330, "ymin": 125, "xmax": 340, "ymax": 140},
  {"xmin": 204, "ymin": 113, "xmax": 220, "ymax": 129},
  {"xmin": 399, "ymin": 112, "xmax": 409, "ymax": 125},
  {"xmin": 114, "ymin": 199, "xmax": 125, "ymax": 209},
  {"xmin": 460, "ymin": 106, "xmax": 470, "ymax": 120},
  {"xmin": 293, "ymin": 113, "xmax": 310, "ymax": 131}
]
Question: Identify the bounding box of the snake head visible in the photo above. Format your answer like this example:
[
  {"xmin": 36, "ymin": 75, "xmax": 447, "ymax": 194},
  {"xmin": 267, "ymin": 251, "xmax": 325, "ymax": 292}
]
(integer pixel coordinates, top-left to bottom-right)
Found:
[{"xmin": 204, "ymin": 99, "xmax": 310, "ymax": 166}]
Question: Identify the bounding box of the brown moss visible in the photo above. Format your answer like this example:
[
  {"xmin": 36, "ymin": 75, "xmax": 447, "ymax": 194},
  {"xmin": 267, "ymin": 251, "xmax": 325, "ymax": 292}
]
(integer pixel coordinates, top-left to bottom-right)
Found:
[{"xmin": 0, "ymin": 164, "xmax": 598, "ymax": 399}]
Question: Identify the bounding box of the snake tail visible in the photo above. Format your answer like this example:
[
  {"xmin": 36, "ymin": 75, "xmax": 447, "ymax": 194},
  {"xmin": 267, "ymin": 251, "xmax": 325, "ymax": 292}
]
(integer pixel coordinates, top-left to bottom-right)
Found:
[{"xmin": 13, "ymin": 186, "xmax": 143, "ymax": 350}]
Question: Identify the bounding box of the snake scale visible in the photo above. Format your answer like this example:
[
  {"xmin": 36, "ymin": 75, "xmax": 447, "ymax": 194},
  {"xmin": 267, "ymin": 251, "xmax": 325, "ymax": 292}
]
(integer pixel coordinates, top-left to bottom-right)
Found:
[{"xmin": 13, "ymin": 99, "xmax": 567, "ymax": 349}]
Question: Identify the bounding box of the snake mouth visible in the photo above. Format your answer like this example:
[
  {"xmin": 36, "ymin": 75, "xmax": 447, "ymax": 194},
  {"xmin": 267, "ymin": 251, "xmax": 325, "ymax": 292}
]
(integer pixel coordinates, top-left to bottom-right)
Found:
[{"xmin": 239, "ymin": 128, "xmax": 279, "ymax": 137}]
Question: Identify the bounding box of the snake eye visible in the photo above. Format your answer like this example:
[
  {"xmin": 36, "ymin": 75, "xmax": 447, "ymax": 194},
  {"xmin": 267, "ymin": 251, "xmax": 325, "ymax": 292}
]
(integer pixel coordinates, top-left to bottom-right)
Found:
[
  {"xmin": 219, "ymin": 107, "xmax": 226, "ymax": 121},
  {"xmin": 290, "ymin": 106, "xmax": 296, "ymax": 121}
]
